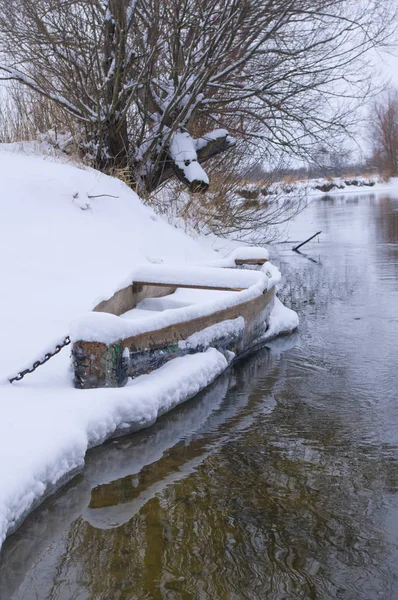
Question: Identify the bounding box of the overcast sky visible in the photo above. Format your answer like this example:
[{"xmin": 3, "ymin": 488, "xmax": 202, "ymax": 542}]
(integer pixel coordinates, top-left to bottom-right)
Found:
[{"xmin": 378, "ymin": 49, "xmax": 398, "ymax": 86}]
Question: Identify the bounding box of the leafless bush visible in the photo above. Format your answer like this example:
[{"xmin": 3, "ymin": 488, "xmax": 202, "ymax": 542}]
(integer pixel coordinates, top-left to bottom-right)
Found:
[
  {"xmin": 369, "ymin": 88, "xmax": 398, "ymax": 178},
  {"xmin": 0, "ymin": 83, "xmax": 81, "ymax": 151},
  {"xmin": 0, "ymin": 0, "xmax": 395, "ymax": 197},
  {"xmin": 152, "ymin": 145, "xmax": 307, "ymax": 243},
  {"xmin": 0, "ymin": 86, "xmax": 39, "ymax": 142}
]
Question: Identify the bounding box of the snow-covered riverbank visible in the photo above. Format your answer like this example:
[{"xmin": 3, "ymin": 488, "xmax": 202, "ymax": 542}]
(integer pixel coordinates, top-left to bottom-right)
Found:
[
  {"xmin": 0, "ymin": 146, "xmax": 297, "ymax": 552},
  {"xmin": 308, "ymin": 175, "xmax": 398, "ymax": 197},
  {"xmin": 237, "ymin": 175, "xmax": 398, "ymax": 201}
]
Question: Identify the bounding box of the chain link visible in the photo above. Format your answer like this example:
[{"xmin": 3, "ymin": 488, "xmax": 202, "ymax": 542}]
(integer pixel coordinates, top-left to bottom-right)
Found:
[{"xmin": 9, "ymin": 336, "xmax": 71, "ymax": 383}]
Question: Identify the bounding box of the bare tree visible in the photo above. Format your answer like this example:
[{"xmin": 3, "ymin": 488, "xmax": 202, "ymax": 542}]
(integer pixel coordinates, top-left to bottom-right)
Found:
[
  {"xmin": 370, "ymin": 88, "xmax": 398, "ymax": 177},
  {"xmin": 0, "ymin": 0, "xmax": 395, "ymax": 194},
  {"xmin": 152, "ymin": 144, "xmax": 308, "ymax": 244}
]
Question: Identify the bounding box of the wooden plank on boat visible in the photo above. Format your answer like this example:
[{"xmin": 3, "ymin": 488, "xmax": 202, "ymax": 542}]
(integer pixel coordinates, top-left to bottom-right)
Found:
[
  {"xmin": 94, "ymin": 284, "xmax": 177, "ymax": 316},
  {"xmin": 234, "ymin": 258, "xmax": 268, "ymax": 265},
  {"xmin": 132, "ymin": 281, "xmax": 244, "ymax": 292},
  {"xmin": 130, "ymin": 264, "xmax": 262, "ymax": 291}
]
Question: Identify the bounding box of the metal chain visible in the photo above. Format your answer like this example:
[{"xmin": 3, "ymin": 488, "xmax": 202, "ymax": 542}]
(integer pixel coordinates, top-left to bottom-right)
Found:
[{"xmin": 9, "ymin": 336, "xmax": 71, "ymax": 384}]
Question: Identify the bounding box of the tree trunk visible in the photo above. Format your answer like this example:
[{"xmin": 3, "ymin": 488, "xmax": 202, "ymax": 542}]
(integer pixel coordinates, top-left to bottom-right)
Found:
[{"xmin": 104, "ymin": 116, "xmax": 130, "ymax": 170}]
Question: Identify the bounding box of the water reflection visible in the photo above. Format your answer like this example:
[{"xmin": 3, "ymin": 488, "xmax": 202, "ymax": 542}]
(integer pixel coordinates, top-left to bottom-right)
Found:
[
  {"xmin": 377, "ymin": 195, "xmax": 398, "ymax": 244},
  {"xmin": 2, "ymin": 193, "xmax": 398, "ymax": 599},
  {"xmin": 0, "ymin": 348, "xmax": 288, "ymax": 599}
]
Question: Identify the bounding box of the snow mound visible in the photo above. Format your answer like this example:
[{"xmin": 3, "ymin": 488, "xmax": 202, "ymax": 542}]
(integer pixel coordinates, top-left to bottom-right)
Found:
[
  {"xmin": 262, "ymin": 297, "xmax": 299, "ymax": 341},
  {"xmin": 226, "ymin": 246, "xmax": 269, "ymax": 261}
]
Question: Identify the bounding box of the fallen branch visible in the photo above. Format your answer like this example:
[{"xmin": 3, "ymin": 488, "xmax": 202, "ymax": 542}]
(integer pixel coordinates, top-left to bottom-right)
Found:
[
  {"xmin": 87, "ymin": 194, "xmax": 119, "ymax": 199},
  {"xmin": 292, "ymin": 231, "xmax": 322, "ymax": 252}
]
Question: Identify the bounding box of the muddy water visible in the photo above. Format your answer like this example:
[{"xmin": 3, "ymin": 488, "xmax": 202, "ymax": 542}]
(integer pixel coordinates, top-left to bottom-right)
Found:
[{"xmin": 1, "ymin": 193, "xmax": 398, "ymax": 600}]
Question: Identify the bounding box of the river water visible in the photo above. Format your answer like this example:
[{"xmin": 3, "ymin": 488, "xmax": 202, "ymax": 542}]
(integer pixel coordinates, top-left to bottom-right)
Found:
[{"xmin": 1, "ymin": 192, "xmax": 398, "ymax": 600}]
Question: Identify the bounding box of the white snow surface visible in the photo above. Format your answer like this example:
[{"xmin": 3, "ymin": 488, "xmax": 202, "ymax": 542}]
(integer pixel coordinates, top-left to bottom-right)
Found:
[
  {"xmin": 195, "ymin": 128, "xmax": 229, "ymax": 150},
  {"xmin": 262, "ymin": 297, "xmax": 299, "ymax": 341},
  {"xmin": 0, "ymin": 145, "xmax": 297, "ymax": 552},
  {"xmin": 137, "ymin": 287, "xmax": 238, "ymax": 311},
  {"xmin": 179, "ymin": 317, "xmax": 245, "ymax": 350},
  {"xmin": 226, "ymin": 246, "xmax": 269, "ymax": 261},
  {"xmin": 127, "ymin": 262, "xmax": 267, "ymax": 289}
]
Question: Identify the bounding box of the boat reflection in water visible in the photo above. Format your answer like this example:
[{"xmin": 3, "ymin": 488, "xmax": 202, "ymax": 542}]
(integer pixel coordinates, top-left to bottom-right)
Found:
[{"xmin": 0, "ymin": 338, "xmax": 296, "ymax": 600}]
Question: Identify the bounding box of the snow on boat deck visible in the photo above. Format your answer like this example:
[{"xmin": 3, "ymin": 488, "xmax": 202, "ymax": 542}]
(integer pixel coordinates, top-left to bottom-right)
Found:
[
  {"xmin": 120, "ymin": 288, "xmax": 238, "ymax": 320},
  {"xmin": 71, "ymin": 268, "xmax": 269, "ymax": 345},
  {"xmin": 129, "ymin": 263, "xmax": 265, "ymax": 289}
]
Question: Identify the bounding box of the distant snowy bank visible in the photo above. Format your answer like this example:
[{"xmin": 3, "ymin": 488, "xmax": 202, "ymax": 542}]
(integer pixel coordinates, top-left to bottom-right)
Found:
[
  {"xmin": 308, "ymin": 176, "xmax": 398, "ymax": 197},
  {"xmin": 0, "ymin": 145, "xmax": 297, "ymax": 552},
  {"xmin": 236, "ymin": 175, "xmax": 398, "ymax": 201}
]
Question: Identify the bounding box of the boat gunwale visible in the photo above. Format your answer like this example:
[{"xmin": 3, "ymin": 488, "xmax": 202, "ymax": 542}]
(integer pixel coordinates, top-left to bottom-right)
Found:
[{"xmin": 121, "ymin": 285, "xmax": 275, "ymax": 352}]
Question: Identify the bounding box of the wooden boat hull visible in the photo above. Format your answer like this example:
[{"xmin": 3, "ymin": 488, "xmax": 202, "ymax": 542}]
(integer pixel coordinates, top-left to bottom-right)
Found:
[{"xmin": 73, "ymin": 286, "xmax": 275, "ymax": 389}]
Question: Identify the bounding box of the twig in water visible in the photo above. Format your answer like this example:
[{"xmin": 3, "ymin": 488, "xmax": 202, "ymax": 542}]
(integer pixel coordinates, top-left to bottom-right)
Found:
[
  {"xmin": 87, "ymin": 194, "xmax": 119, "ymax": 199},
  {"xmin": 292, "ymin": 231, "xmax": 322, "ymax": 252}
]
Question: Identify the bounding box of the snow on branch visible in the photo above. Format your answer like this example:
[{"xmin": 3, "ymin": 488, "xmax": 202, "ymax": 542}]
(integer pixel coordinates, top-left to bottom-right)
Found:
[
  {"xmin": 196, "ymin": 129, "xmax": 236, "ymax": 162},
  {"xmin": 167, "ymin": 130, "xmax": 236, "ymax": 193},
  {"xmin": 169, "ymin": 131, "xmax": 209, "ymax": 193}
]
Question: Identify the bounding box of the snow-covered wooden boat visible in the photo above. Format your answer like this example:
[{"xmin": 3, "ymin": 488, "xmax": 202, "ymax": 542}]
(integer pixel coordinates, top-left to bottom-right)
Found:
[{"xmin": 71, "ymin": 251, "xmax": 275, "ymax": 389}]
